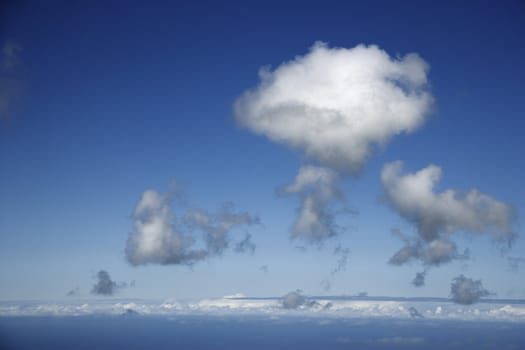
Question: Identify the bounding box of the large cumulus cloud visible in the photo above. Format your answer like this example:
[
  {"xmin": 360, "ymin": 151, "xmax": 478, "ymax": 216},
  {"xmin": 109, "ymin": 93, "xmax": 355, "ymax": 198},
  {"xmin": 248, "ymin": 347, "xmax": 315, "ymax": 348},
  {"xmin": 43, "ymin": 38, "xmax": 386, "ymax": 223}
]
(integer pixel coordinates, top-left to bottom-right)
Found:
[
  {"xmin": 382, "ymin": 161, "xmax": 515, "ymax": 266},
  {"xmin": 234, "ymin": 42, "xmax": 433, "ymax": 174}
]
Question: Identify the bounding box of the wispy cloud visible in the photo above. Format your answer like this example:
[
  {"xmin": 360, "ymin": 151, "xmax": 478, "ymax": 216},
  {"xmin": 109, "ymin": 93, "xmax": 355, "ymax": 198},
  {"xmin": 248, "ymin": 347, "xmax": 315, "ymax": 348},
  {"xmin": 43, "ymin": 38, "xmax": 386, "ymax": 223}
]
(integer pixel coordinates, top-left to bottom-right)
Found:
[
  {"xmin": 184, "ymin": 203, "xmax": 259, "ymax": 255},
  {"xmin": 280, "ymin": 165, "xmax": 344, "ymax": 243},
  {"xmin": 0, "ymin": 41, "xmax": 22, "ymax": 122}
]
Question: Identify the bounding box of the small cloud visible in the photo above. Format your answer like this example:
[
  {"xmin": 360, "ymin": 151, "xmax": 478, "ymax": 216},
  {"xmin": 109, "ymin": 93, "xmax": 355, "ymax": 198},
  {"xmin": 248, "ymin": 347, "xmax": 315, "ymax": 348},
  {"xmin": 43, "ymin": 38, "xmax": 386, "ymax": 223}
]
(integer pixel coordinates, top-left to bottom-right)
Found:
[
  {"xmin": 450, "ymin": 274, "xmax": 491, "ymax": 305},
  {"xmin": 259, "ymin": 265, "xmax": 268, "ymax": 273},
  {"xmin": 184, "ymin": 202, "xmax": 259, "ymax": 255},
  {"xmin": 66, "ymin": 287, "xmax": 79, "ymax": 297},
  {"xmin": 382, "ymin": 162, "xmax": 516, "ymax": 268},
  {"xmin": 126, "ymin": 187, "xmax": 258, "ymax": 266},
  {"xmin": 320, "ymin": 279, "xmax": 331, "ymax": 291},
  {"xmin": 408, "ymin": 306, "xmax": 423, "ymax": 318},
  {"xmin": 91, "ymin": 270, "xmax": 119, "ymax": 296},
  {"xmin": 331, "ymin": 244, "xmax": 350, "ymax": 275},
  {"xmin": 126, "ymin": 190, "xmax": 208, "ymax": 266},
  {"xmin": 1, "ymin": 41, "xmax": 21, "ymax": 72},
  {"xmin": 282, "ymin": 291, "xmax": 306, "ymax": 309},
  {"xmin": 382, "ymin": 161, "xmax": 516, "ymax": 243},
  {"xmin": 412, "ymin": 271, "xmax": 426, "ymax": 287},
  {"xmin": 507, "ymin": 256, "xmax": 525, "ymax": 272},
  {"xmin": 234, "ymin": 234, "xmax": 256, "ymax": 254},
  {"xmin": 0, "ymin": 41, "xmax": 22, "ymax": 122},
  {"xmin": 280, "ymin": 166, "xmax": 344, "ymax": 244}
]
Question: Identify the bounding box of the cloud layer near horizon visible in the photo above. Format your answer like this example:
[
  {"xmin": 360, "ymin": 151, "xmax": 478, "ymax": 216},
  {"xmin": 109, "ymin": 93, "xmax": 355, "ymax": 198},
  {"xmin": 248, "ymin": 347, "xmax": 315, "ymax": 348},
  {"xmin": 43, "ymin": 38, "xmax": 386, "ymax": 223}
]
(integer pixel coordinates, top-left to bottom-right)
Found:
[{"xmin": 234, "ymin": 42, "xmax": 433, "ymax": 174}]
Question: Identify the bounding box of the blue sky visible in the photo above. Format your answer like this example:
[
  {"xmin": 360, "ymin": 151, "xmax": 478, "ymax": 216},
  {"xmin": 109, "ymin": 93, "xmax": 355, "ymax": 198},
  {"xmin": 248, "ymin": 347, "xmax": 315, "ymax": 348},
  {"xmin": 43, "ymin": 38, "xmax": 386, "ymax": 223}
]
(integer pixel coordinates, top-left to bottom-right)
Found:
[{"xmin": 0, "ymin": 0, "xmax": 524, "ymax": 301}]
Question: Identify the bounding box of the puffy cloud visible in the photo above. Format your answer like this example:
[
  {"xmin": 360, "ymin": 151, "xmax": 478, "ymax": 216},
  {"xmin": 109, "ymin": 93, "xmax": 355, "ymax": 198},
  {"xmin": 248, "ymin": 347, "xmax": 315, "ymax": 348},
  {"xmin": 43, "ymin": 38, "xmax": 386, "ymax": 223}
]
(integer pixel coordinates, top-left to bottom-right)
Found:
[
  {"xmin": 126, "ymin": 190, "xmax": 207, "ymax": 266},
  {"xmin": 382, "ymin": 162, "xmax": 516, "ymax": 267},
  {"xmin": 0, "ymin": 41, "xmax": 22, "ymax": 121},
  {"xmin": 382, "ymin": 161, "xmax": 515, "ymax": 242},
  {"xmin": 91, "ymin": 270, "xmax": 119, "ymax": 296},
  {"xmin": 184, "ymin": 203, "xmax": 259, "ymax": 255},
  {"xmin": 412, "ymin": 271, "xmax": 426, "ymax": 287},
  {"xmin": 234, "ymin": 42, "xmax": 433, "ymax": 174},
  {"xmin": 388, "ymin": 236, "xmax": 469, "ymax": 267},
  {"xmin": 450, "ymin": 275, "xmax": 491, "ymax": 305},
  {"xmin": 126, "ymin": 189, "xmax": 258, "ymax": 266},
  {"xmin": 281, "ymin": 165, "xmax": 344, "ymax": 243},
  {"xmin": 282, "ymin": 291, "xmax": 306, "ymax": 309}
]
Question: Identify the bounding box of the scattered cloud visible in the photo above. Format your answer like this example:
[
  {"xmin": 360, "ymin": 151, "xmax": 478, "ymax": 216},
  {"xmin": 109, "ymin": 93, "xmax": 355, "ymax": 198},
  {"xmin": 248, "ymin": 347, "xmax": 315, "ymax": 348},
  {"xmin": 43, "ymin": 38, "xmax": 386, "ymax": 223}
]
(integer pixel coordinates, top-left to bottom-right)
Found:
[
  {"xmin": 450, "ymin": 275, "xmax": 491, "ymax": 305},
  {"xmin": 91, "ymin": 270, "xmax": 120, "ymax": 296},
  {"xmin": 382, "ymin": 162, "xmax": 516, "ymax": 267},
  {"xmin": 280, "ymin": 165, "xmax": 344, "ymax": 243},
  {"xmin": 235, "ymin": 234, "xmax": 256, "ymax": 254},
  {"xmin": 126, "ymin": 190, "xmax": 208, "ymax": 266},
  {"xmin": 382, "ymin": 161, "xmax": 515, "ymax": 242},
  {"xmin": 320, "ymin": 279, "xmax": 331, "ymax": 291},
  {"xmin": 507, "ymin": 256, "xmax": 525, "ymax": 272},
  {"xmin": 0, "ymin": 41, "xmax": 22, "ymax": 122},
  {"xmin": 184, "ymin": 202, "xmax": 259, "ymax": 255},
  {"xmin": 66, "ymin": 288, "xmax": 79, "ymax": 297},
  {"xmin": 412, "ymin": 271, "xmax": 426, "ymax": 287},
  {"xmin": 126, "ymin": 188, "xmax": 258, "ymax": 266},
  {"xmin": 282, "ymin": 291, "xmax": 306, "ymax": 309},
  {"xmin": 331, "ymin": 244, "xmax": 350, "ymax": 274},
  {"xmin": 234, "ymin": 42, "xmax": 433, "ymax": 174},
  {"xmin": 408, "ymin": 306, "xmax": 423, "ymax": 318}
]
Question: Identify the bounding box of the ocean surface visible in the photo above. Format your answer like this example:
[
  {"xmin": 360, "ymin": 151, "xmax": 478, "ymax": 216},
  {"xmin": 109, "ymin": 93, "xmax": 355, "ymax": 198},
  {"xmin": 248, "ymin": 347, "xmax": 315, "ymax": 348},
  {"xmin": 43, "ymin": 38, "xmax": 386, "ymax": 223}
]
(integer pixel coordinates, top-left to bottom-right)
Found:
[{"xmin": 1, "ymin": 315, "xmax": 524, "ymax": 350}]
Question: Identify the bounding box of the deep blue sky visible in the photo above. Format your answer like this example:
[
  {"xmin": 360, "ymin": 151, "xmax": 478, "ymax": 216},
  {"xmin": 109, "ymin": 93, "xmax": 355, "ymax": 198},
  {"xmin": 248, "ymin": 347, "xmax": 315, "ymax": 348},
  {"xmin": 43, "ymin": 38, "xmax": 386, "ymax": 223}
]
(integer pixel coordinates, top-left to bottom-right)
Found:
[{"xmin": 0, "ymin": 0, "xmax": 524, "ymax": 300}]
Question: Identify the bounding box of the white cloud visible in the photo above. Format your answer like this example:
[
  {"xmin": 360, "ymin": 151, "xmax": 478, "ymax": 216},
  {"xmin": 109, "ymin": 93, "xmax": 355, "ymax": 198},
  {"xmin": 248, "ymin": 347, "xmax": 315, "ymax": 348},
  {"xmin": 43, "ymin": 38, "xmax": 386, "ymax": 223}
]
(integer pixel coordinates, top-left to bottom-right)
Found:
[
  {"xmin": 2, "ymin": 297, "xmax": 525, "ymax": 321},
  {"xmin": 281, "ymin": 165, "xmax": 343, "ymax": 242},
  {"xmin": 382, "ymin": 161, "xmax": 515, "ymax": 267},
  {"xmin": 126, "ymin": 189, "xmax": 258, "ymax": 266},
  {"xmin": 234, "ymin": 42, "xmax": 433, "ymax": 173},
  {"xmin": 382, "ymin": 161, "xmax": 515, "ymax": 242},
  {"xmin": 126, "ymin": 189, "xmax": 207, "ymax": 266}
]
